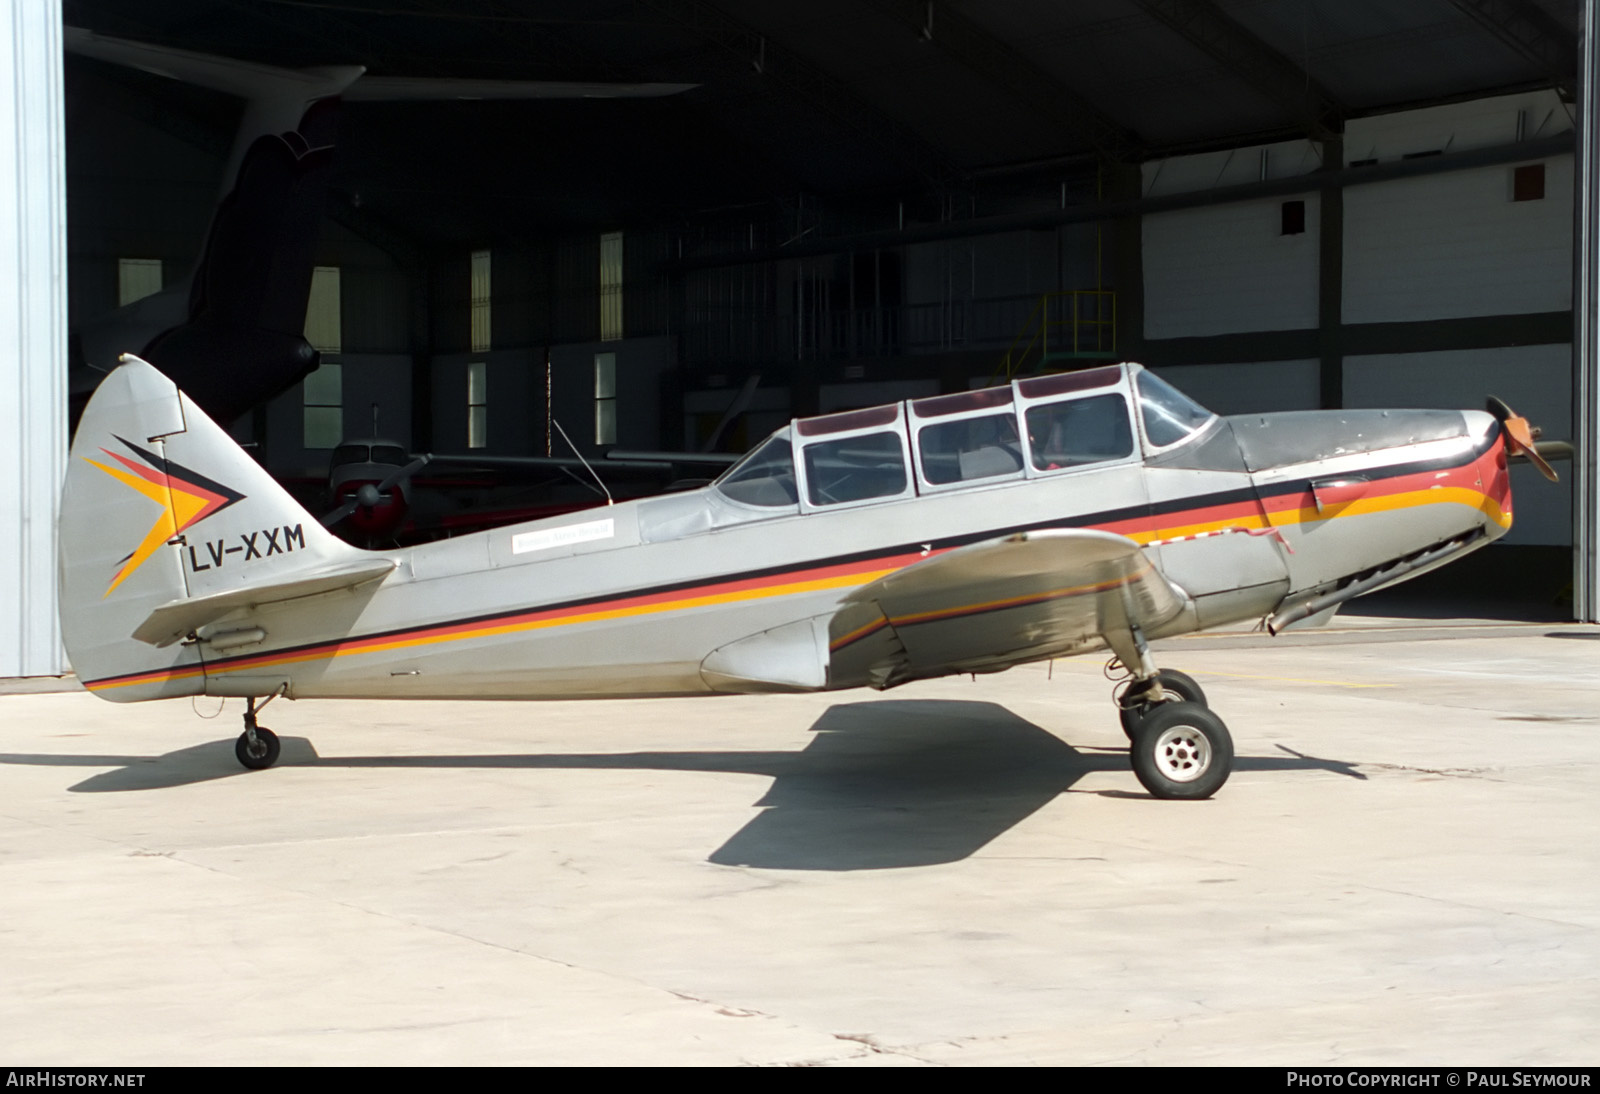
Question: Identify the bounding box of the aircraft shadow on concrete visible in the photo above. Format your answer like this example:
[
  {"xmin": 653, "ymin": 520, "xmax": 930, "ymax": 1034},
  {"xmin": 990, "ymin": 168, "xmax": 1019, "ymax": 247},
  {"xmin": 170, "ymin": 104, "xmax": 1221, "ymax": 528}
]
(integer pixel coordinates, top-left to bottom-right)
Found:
[{"xmin": 2, "ymin": 699, "xmax": 1364, "ymax": 870}]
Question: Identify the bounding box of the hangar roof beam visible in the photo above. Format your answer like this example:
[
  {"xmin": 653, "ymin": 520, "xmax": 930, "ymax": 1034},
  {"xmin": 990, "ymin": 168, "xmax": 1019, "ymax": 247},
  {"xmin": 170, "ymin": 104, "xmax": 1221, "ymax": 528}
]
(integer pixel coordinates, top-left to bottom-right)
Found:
[
  {"xmin": 667, "ymin": 130, "xmax": 1574, "ymax": 271},
  {"xmin": 634, "ymin": 0, "xmax": 963, "ymax": 190},
  {"xmin": 1132, "ymin": 0, "xmax": 1343, "ymax": 141},
  {"xmin": 1444, "ymin": 0, "xmax": 1579, "ymax": 99},
  {"xmin": 863, "ymin": 0, "xmax": 1144, "ymax": 162}
]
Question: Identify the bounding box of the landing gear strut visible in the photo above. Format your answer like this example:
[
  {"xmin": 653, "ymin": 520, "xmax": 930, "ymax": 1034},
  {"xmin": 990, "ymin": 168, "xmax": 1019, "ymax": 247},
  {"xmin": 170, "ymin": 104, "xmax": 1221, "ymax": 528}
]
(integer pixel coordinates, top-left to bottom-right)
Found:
[
  {"xmin": 1117, "ymin": 667, "xmax": 1207, "ymax": 739},
  {"xmin": 1109, "ymin": 627, "xmax": 1233, "ymax": 799},
  {"xmin": 234, "ymin": 692, "xmax": 283, "ymax": 771}
]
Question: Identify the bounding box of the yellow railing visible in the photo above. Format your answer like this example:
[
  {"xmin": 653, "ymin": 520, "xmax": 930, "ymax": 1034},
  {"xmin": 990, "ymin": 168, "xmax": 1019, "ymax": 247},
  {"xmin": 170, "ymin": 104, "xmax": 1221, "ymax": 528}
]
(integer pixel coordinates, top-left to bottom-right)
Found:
[{"xmin": 994, "ymin": 290, "xmax": 1117, "ymax": 382}]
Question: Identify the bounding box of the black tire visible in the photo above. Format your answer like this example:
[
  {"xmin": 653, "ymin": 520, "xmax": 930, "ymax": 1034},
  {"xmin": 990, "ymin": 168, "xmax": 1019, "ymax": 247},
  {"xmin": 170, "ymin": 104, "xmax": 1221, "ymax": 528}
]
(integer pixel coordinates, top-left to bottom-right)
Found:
[
  {"xmin": 235, "ymin": 726, "xmax": 281, "ymax": 770},
  {"xmin": 1118, "ymin": 668, "xmax": 1207, "ymax": 738},
  {"xmin": 1130, "ymin": 701, "xmax": 1232, "ymax": 800}
]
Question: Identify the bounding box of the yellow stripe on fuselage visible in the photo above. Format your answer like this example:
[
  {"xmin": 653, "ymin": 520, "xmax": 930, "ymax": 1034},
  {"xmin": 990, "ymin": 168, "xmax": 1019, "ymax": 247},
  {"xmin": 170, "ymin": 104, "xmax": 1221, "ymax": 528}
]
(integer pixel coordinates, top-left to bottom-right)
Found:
[{"xmin": 86, "ymin": 479, "xmax": 1506, "ymax": 693}]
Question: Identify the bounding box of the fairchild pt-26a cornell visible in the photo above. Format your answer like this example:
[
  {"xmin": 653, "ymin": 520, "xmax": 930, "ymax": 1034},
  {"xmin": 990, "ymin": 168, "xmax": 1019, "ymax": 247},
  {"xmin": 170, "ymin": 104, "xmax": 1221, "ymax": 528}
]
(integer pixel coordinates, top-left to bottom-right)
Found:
[{"xmin": 61, "ymin": 357, "xmax": 1545, "ymax": 799}]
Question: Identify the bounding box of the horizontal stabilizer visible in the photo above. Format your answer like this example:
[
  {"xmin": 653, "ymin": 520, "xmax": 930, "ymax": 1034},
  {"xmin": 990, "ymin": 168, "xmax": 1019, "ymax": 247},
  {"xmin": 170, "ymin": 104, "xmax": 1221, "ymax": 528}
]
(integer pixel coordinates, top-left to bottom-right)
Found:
[{"xmin": 132, "ymin": 558, "xmax": 396, "ymax": 647}]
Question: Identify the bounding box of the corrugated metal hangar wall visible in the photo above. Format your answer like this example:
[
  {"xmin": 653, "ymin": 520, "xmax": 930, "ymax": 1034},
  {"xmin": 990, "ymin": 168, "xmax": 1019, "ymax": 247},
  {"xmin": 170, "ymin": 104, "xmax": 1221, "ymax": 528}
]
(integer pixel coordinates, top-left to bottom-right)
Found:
[
  {"xmin": 7, "ymin": 1, "xmax": 1600, "ymax": 676},
  {"xmin": 1140, "ymin": 91, "xmax": 1576, "ymax": 548},
  {"xmin": 2, "ymin": 0, "xmax": 66, "ymax": 677}
]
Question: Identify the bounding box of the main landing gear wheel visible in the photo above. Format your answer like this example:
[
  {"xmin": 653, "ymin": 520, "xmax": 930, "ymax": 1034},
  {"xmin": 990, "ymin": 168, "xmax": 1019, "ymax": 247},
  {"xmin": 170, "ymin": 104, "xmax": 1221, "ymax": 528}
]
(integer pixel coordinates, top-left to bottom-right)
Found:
[
  {"xmin": 235, "ymin": 725, "xmax": 280, "ymax": 770},
  {"xmin": 1129, "ymin": 701, "xmax": 1233, "ymax": 800},
  {"xmin": 1118, "ymin": 668, "xmax": 1207, "ymax": 739}
]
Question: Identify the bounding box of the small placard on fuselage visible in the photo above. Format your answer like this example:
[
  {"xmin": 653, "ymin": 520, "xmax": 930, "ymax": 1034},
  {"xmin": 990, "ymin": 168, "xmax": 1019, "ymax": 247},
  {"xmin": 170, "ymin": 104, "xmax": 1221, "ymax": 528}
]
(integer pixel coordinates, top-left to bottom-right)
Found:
[{"xmin": 511, "ymin": 517, "xmax": 616, "ymax": 556}]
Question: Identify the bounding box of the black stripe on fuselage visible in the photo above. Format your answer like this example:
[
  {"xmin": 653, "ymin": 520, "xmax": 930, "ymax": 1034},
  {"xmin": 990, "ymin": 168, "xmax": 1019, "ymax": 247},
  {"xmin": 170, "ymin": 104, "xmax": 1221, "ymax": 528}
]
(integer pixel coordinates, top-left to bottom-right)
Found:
[{"xmin": 187, "ymin": 428, "xmax": 1496, "ymax": 679}]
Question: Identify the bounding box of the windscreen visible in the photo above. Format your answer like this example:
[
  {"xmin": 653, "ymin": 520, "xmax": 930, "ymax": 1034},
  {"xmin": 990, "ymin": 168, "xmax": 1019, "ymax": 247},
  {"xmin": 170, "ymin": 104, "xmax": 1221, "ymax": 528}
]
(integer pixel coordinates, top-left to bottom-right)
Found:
[
  {"xmin": 1137, "ymin": 371, "xmax": 1215, "ymax": 448},
  {"xmin": 713, "ymin": 435, "xmax": 797, "ymax": 507}
]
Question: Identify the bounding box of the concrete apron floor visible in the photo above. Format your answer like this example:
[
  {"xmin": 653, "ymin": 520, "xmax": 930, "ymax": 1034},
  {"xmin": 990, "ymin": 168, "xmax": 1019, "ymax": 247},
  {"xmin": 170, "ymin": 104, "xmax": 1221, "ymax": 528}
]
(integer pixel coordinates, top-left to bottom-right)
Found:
[{"xmin": 1, "ymin": 619, "xmax": 1596, "ymax": 1066}]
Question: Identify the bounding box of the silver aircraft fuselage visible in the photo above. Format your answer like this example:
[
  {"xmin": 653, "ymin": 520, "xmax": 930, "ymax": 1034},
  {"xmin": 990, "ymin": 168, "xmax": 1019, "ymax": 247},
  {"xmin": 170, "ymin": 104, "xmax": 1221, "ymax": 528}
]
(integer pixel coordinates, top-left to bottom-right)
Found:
[{"xmin": 65, "ymin": 362, "xmax": 1512, "ymax": 706}]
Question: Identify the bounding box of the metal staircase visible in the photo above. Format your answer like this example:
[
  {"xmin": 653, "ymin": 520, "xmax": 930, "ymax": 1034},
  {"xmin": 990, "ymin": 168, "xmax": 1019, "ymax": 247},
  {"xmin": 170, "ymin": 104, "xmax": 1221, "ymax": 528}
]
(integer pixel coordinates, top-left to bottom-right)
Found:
[{"xmin": 994, "ymin": 290, "xmax": 1117, "ymax": 381}]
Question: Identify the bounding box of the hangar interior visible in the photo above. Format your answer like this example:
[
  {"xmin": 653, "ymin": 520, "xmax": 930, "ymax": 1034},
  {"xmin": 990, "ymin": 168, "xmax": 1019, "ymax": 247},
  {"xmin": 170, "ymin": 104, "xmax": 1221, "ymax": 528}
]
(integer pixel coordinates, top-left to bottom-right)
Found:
[{"xmin": 6, "ymin": 0, "xmax": 1597, "ymax": 675}]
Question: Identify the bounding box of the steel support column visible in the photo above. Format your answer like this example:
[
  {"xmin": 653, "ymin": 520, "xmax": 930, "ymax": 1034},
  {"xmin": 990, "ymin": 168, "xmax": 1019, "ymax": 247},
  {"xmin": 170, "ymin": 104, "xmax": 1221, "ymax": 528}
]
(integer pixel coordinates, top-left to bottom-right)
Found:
[
  {"xmin": 0, "ymin": 0, "xmax": 66, "ymax": 675},
  {"xmin": 1576, "ymin": 0, "xmax": 1600, "ymax": 621},
  {"xmin": 1318, "ymin": 138, "xmax": 1344, "ymax": 410}
]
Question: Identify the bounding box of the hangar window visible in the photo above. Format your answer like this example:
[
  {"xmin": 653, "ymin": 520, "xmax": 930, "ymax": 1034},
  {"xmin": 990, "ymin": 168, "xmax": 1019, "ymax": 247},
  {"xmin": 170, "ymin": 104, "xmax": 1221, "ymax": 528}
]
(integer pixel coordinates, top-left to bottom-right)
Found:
[
  {"xmin": 117, "ymin": 258, "xmax": 162, "ymax": 306},
  {"xmin": 303, "ymin": 363, "xmax": 342, "ymax": 450},
  {"xmin": 467, "ymin": 360, "xmax": 487, "ymax": 449},
  {"xmin": 594, "ymin": 352, "xmax": 617, "ymax": 445},
  {"xmin": 1280, "ymin": 200, "xmax": 1305, "ymax": 236},
  {"xmin": 600, "ymin": 231, "xmax": 624, "ymax": 342},
  {"xmin": 470, "ymin": 249, "xmax": 491, "ymax": 352},
  {"xmin": 304, "ymin": 266, "xmax": 341, "ymax": 352},
  {"xmin": 302, "ymin": 266, "xmax": 343, "ymax": 449},
  {"xmin": 1512, "ymin": 164, "xmax": 1545, "ymax": 202}
]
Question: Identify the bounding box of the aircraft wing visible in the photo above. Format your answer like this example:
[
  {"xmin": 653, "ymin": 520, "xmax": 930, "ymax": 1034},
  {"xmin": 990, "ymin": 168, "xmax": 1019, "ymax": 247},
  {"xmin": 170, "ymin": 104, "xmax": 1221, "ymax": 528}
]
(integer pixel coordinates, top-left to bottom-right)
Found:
[
  {"xmin": 830, "ymin": 529, "xmax": 1190, "ymax": 688},
  {"xmin": 345, "ymin": 77, "xmax": 698, "ymax": 100}
]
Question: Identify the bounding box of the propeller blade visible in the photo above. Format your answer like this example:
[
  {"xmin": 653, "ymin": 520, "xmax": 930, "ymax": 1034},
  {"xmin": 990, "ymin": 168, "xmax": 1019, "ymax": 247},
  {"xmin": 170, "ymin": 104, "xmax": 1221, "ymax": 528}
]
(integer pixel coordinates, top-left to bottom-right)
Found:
[
  {"xmin": 1487, "ymin": 397, "xmax": 1559, "ymax": 482},
  {"xmin": 321, "ymin": 498, "xmax": 360, "ymax": 527},
  {"xmin": 1511, "ymin": 427, "xmax": 1559, "ymax": 482},
  {"xmin": 375, "ymin": 455, "xmax": 431, "ymax": 495}
]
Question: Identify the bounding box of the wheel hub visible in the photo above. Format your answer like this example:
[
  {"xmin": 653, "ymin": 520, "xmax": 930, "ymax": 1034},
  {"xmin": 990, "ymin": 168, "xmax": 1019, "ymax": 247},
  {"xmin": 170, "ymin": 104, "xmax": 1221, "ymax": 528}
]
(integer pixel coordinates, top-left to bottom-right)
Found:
[{"xmin": 1152, "ymin": 725, "xmax": 1211, "ymax": 782}]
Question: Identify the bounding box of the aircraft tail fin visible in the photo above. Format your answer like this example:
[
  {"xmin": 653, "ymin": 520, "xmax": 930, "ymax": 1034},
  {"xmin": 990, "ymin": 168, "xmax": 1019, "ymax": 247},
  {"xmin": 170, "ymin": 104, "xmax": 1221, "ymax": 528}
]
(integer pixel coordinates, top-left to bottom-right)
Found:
[{"xmin": 60, "ymin": 356, "xmax": 377, "ymax": 700}]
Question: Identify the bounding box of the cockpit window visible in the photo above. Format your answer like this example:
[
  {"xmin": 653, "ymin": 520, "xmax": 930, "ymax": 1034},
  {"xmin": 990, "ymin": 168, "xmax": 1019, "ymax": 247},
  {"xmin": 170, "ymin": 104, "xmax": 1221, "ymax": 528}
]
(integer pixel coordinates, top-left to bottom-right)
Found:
[
  {"xmin": 1025, "ymin": 393, "xmax": 1134, "ymax": 470},
  {"xmin": 919, "ymin": 412, "xmax": 1023, "ymax": 484},
  {"xmin": 331, "ymin": 444, "xmax": 369, "ymax": 466},
  {"xmin": 1137, "ymin": 371, "xmax": 1215, "ymax": 448},
  {"xmin": 804, "ymin": 430, "xmax": 907, "ymax": 506},
  {"xmin": 371, "ymin": 445, "xmax": 409, "ymax": 467},
  {"xmin": 713, "ymin": 435, "xmax": 797, "ymax": 507}
]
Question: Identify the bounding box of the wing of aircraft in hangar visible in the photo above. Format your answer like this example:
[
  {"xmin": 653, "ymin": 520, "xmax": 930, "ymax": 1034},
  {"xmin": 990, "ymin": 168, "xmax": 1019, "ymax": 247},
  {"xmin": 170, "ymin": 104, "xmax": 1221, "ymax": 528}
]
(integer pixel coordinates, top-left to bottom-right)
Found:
[
  {"xmin": 311, "ymin": 440, "xmax": 738, "ymax": 546},
  {"xmin": 308, "ymin": 378, "xmax": 756, "ymax": 546},
  {"xmin": 64, "ymin": 26, "xmax": 695, "ymax": 428}
]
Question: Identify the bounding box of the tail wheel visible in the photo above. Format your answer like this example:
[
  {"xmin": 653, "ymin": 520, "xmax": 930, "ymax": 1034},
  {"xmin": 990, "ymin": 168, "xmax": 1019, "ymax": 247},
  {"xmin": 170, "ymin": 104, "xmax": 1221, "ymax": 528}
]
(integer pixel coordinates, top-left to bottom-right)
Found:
[
  {"xmin": 1118, "ymin": 668, "xmax": 1207, "ymax": 739},
  {"xmin": 235, "ymin": 726, "xmax": 281, "ymax": 770},
  {"xmin": 1130, "ymin": 701, "xmax": 1233, "ymax": 800}
]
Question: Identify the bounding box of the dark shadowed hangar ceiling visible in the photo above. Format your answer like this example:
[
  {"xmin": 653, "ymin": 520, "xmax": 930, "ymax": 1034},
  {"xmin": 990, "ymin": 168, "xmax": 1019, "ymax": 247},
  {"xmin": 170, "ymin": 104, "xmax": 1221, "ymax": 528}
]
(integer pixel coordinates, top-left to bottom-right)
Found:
[{"xmin": 61, "ymin": 0, "xmax": 1582, "ymax": 245}]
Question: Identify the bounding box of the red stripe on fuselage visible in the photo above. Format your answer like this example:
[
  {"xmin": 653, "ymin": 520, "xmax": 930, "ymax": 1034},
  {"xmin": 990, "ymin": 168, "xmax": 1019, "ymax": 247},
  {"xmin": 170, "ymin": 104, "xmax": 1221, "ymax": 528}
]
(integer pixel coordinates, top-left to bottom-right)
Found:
[{"xmin": 85, "ymin": 437, "xmax": 1500, "ymax": 691}]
